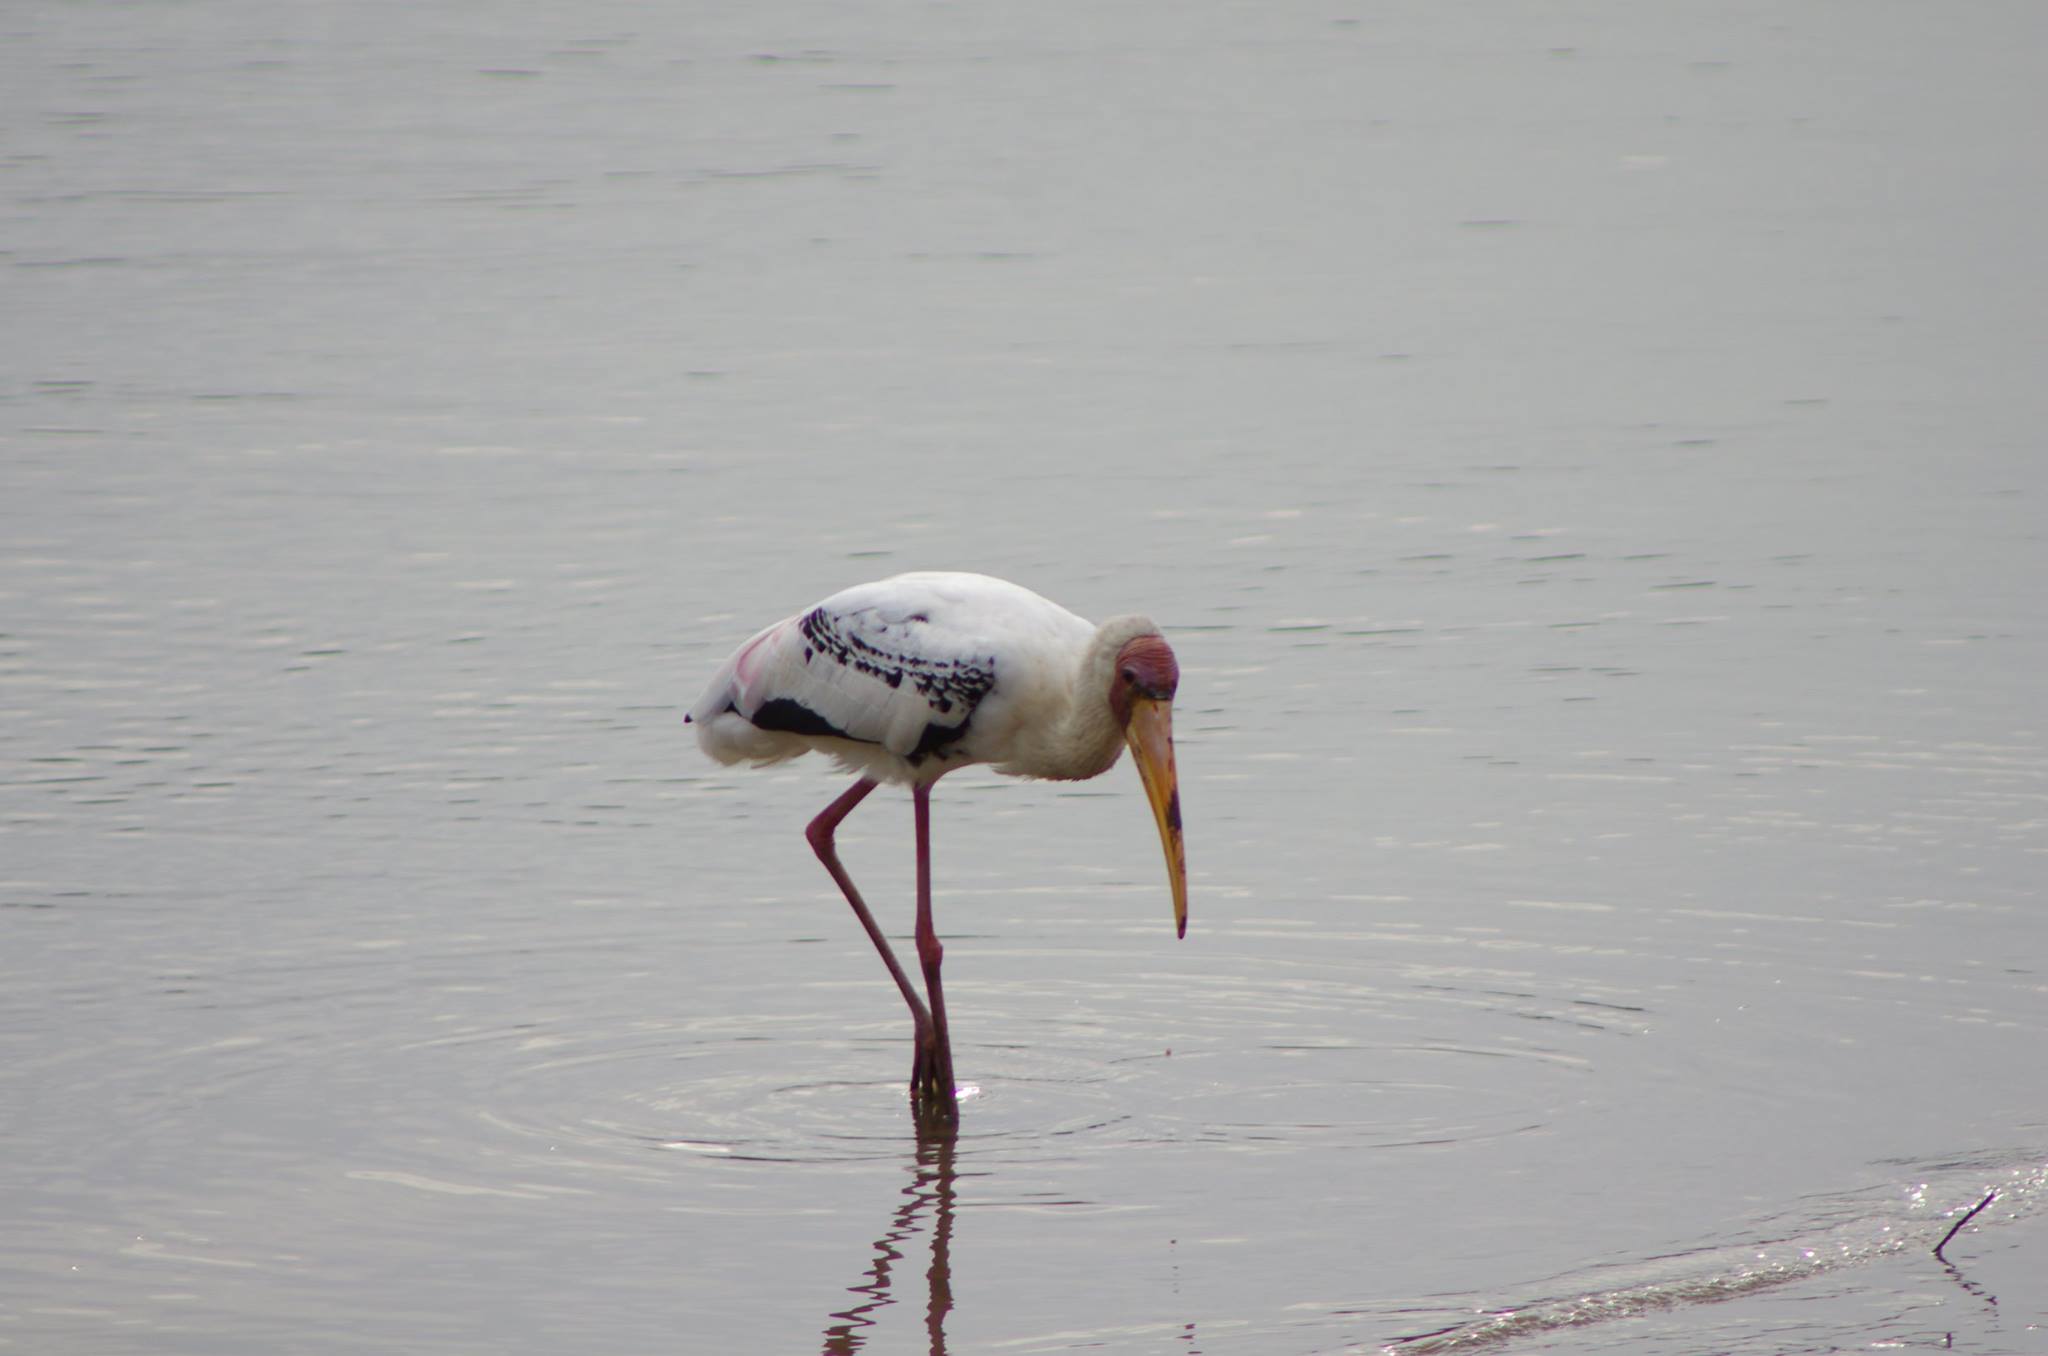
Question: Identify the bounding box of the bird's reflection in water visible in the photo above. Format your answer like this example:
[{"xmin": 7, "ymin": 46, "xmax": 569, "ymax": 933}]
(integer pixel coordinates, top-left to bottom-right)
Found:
[{"xmin": 822, "ymin": 1123, "xmax": 958, "ymax": 1355}]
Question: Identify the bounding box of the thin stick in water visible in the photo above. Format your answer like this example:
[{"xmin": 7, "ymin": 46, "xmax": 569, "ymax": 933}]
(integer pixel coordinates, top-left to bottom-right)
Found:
[{"xmin": 1933, "ymin": 1189, "xmax": 1997, "ymax": 1262}]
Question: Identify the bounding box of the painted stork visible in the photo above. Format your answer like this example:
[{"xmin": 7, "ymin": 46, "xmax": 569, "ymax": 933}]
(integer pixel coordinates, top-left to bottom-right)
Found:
[{"xmin": 686, "ymin": 572, "xmax": 1187, "ymax": 1122}]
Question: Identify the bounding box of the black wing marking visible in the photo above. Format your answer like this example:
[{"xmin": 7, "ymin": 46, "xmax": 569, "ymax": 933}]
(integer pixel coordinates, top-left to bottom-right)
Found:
[
  {"xmin": 797, "ymin": 606, "xmax": 996, "ymax": 716},
  {"xmin": 792, "ymin": 606, "xmax": 997, "ymax": 764},
  {"xmin": 750, "ymin": 697, "xmax": 859, "ymax": 742}
]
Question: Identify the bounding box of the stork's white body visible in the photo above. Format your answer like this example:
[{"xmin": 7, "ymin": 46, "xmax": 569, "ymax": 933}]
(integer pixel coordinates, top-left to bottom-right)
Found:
[{"xmin": 689, "ymin": 572, "xmax": 1155, "ymax": 787}]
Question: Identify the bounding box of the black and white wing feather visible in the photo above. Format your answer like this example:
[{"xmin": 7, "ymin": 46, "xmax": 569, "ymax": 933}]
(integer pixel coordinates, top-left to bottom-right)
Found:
[{"xmin": 689, "ymin": 573, "xmax": 1088, "ymax": 782}]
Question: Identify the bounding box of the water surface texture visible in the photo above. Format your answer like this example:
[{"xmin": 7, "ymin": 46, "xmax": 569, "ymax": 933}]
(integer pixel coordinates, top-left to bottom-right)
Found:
[{"xmin": 5, "ymin": 4, "xmax": 2046, "ymax": 1354}]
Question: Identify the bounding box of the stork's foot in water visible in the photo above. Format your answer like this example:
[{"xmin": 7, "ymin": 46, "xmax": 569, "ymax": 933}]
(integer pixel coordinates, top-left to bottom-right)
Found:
[{"xmin": 910, "ymin": 1034, "xmax": 959, "ymax": 1123}]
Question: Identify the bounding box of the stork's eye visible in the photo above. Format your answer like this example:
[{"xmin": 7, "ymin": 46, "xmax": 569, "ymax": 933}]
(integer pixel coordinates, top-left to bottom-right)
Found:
[{"xmin": 1119, "ymin": 666, "xmax": 1138, "ymax": 685}]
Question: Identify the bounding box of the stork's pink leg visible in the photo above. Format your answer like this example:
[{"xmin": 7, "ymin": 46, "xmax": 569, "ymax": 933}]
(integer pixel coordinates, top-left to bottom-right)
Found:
[
  {"xmin": 806, "ymin": 778, "xmax": 938, "ymax": 1093},
  {"xmin": 911, "ymin": 782, "xmax": 958, "ymax": 1120}
]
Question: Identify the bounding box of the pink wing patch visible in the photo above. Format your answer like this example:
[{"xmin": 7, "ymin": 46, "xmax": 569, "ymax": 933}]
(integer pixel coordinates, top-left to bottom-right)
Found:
[{"xmin": 730, "ymin": 618, "xmax": 795, "ymax": 702}]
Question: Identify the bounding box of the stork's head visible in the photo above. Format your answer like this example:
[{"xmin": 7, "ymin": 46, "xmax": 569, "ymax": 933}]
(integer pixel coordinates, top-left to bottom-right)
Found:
[{"xmin": 1109, "ymin": 632, "xmax": 1187, "ymax": 939}]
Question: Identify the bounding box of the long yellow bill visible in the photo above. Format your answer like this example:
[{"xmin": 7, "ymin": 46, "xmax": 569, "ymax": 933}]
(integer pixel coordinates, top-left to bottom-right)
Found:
[{"xmin": 1124, "ymin": 695, "xmax": 1188, "ymax": 938}]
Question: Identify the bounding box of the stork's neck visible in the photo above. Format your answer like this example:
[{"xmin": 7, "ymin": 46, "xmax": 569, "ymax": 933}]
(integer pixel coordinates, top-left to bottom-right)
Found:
[{"xmin": 1011, "ymin": 616, "xmax": 1159, "ymax": 781}]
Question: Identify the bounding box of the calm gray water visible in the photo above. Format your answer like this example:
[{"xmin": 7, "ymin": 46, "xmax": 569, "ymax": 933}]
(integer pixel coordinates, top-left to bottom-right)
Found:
[{"xmin": 5, "ymin": 4, "xmax": 2045, "ymax": 1353}]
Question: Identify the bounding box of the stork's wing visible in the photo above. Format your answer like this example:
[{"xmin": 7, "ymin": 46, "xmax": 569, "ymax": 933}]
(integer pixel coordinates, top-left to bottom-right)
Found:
[{"xmin": 689, "ymin": 583, "xmax": 999, "ymax": 769}]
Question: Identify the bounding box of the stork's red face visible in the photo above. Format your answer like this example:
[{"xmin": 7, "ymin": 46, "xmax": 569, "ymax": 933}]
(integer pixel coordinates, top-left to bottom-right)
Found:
[
  {"xmin": 1109, "ymin": 634, "xmax": 1179, "ymax": 718},
  {"xmin": 1110, "ymin": 635, "xmax": 1187, "ymax": 939}
]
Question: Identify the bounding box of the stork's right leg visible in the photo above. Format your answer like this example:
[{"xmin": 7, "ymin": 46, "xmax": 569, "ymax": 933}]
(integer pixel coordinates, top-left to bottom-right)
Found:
[
  {"xmin": 910, "ymin": 781, "xmax": 958, "ymax": 1121},
  {"xmin": 806, "ymin": 778, "xmax": 937, "ymax": 1097}
]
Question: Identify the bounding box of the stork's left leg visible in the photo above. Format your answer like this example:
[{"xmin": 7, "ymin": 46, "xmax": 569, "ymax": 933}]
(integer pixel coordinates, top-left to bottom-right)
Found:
[
  {"xmin": 808, "ymin": 777, "xmax": 939, "ymax": 1094},
  {"xmin": 911, "ymin": 782, "xmax": 958, "ymax": 1121}
]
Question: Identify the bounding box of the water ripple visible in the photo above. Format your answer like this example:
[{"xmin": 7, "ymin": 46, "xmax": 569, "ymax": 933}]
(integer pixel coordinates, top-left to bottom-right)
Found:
[{"xmin": 1377, "ymin": 1156, "xmax": 2048, "ymax": 1354}]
